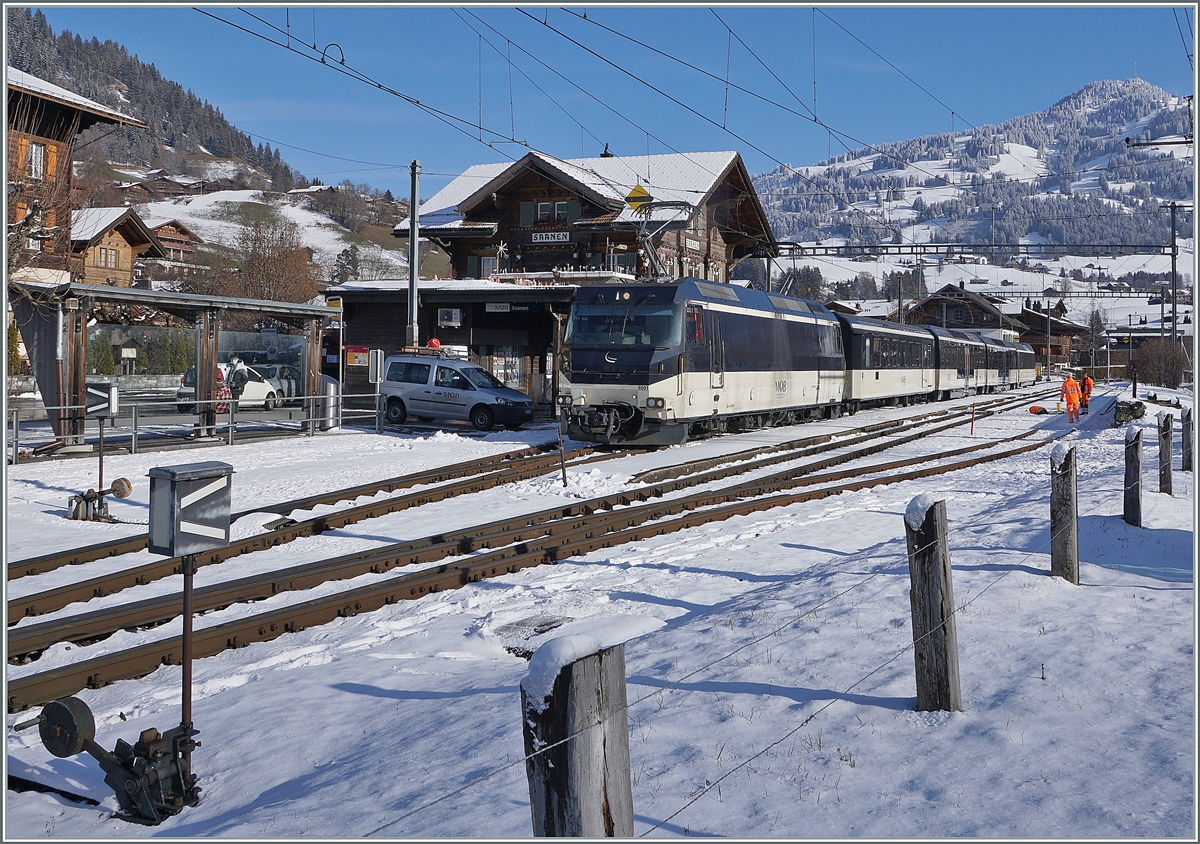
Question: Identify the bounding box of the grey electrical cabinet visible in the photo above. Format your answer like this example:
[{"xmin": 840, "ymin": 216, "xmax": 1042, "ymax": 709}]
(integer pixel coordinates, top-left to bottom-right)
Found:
[{"xmin": 148, "ymin": 462, "xmax": 234, "ymax": 557}]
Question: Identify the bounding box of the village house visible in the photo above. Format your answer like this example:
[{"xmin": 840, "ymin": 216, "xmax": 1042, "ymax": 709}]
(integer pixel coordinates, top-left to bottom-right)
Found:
[
  {"xmin": 70, "ymin": 206, "xmax": 165, "ymax": 288},
  {"xmin": 7, "ymin": 66, "xmax": 146, "ymax": 379},
  {"xmin": 7, "ymin": 66, "xmax": 146, "ymax": 285},
  {"xmin": 144, "ymin": 217, "xmax": 204, "ymax": 264},
  {"xmin": 394, "ymin": 149, "xmax": 776, "ymax": 282}
]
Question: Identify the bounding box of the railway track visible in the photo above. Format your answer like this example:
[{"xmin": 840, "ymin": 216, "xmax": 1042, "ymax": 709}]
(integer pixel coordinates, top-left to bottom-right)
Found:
[
  {"xmin": 8, "ymin": 390, "xmax": 1045, "ymax": 626},
  {"xmin": 8, "ymin": 442, "xmax": 606, "ymax": 581},
  {"xmin": 8, "ymin": 389, "xmax": 1060, "ymax": 710}
]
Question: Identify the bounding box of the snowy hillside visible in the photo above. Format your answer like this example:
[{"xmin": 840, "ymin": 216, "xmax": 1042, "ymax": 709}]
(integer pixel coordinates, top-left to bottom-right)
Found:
[{"xmin": 134, "ymin": 189, "xmax": 409, "ymax": 281}]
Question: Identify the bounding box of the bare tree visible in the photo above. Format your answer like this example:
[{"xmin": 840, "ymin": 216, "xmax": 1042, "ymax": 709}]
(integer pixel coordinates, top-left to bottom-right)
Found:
[
  {"xmin": 178, "ymin": 218, "xmax": 320, "ymax": 329},
  {"xmin": 1136, "ymin": 338, "xmax": 1189, "ymax": 389},
  {"xmin": 7, "ymin": 91, "xmax": 75, "ymax": 279},
  {"xmin": 72, "ymin": 144, "xmax": 127, "ymax": 208}
]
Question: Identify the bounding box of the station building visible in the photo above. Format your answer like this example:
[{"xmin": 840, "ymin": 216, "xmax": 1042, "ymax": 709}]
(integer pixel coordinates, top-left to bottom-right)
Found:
[{"xmin": 326, "ymin": 149, "xmax": 777, "ymax": 406}]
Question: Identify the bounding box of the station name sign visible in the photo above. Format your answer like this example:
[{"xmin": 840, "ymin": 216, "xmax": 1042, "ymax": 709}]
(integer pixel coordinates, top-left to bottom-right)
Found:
[
  {"xmin": 485, "ymin": 303, "xmax": 533, "ymax": 313},
  {"xmin": 530, "ymin": 231, "xmax": 571, "ymax": 243}
]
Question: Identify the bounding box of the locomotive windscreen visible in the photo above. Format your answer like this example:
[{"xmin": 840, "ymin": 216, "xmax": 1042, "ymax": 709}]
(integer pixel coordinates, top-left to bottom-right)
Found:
[{"xmin": 565, "ymin": 303, "xmax": 683, "ymax": 347}]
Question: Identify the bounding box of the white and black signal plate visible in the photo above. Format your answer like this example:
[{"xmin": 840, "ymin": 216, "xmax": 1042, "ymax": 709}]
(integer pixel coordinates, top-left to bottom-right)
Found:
[{"xmin": 148, "ymin": 461, "xmax": 234, "ymax": 557}]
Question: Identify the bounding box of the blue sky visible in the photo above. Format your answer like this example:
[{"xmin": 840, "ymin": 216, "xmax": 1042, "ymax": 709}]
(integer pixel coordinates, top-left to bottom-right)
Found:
[{"xmin": 26, "ymin": 5, "xmax": 1197, "ymax": 197}]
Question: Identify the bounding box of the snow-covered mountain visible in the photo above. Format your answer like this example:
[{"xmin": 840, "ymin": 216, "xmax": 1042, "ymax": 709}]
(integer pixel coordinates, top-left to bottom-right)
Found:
[{"xmin": 753, "ymin": 78, "xmax": 1192, "ymax": 250}]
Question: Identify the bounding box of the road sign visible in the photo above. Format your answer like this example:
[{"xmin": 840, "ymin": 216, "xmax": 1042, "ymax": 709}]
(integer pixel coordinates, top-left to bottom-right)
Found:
[
  {"xmin": 368, "ymin": 348, "xmax": 385, "ymax": 384},
  {"xmin": 625, "ymin": 183, "xmax": 653, "ymax": 213},
  {"xmin": 148, "ymin": 462, "xmax": 234, "ymax": 557},
  {"xmin": 85, "ymin": 382, "xmax": 119, "ymax": 417}
]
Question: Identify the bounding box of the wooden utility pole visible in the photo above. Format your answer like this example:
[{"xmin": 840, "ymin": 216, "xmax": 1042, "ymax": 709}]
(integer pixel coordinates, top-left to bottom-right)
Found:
[
  {"xmin": 904, "ymin": 498, "xmax": 962, "ymax": 712},
  {"xmin": 521, "ymin": 638, "xmax": 633, "ymax": 837},
  {"xmin": 1050, "ymin": 446, "xmax": 1079, "ymax": 585}
]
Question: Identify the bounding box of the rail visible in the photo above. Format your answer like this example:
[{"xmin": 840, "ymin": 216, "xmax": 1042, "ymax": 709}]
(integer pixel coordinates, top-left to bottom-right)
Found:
[{"xmin": 6, "ymin": 421, "xmax": 1063, "ymax": 712}]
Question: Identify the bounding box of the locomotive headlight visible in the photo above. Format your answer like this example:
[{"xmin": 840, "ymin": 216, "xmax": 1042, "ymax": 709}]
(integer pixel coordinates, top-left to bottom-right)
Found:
[
  {"xmin": 646, "ymin": 397, "xmax": 666, "ymax": 409},
  {"xmin": 557, "ymin": 394, "xmax": 574, "ymax": 406}
]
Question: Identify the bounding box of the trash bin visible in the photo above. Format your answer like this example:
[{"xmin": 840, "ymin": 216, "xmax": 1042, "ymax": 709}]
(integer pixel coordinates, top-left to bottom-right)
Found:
[{"xmin": 318, "ymin": 374, "xmax": 341, "ymax": 431}]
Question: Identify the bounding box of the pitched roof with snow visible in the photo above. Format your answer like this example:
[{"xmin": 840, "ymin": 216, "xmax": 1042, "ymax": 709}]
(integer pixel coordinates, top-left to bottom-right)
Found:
[
  {"xmin": 401, "ymin": 150, "xmax": 741, "ymax": 231},
  {"xmin": 71, "ymin": 207, "xmax": 135, "ymax": 242},
  {"xmin": 7, "ymin": 66, "xmax": 147, "ymax": 128},
  {"xmin": 70, "ymin": 207, "xmax": 163, "ymax": 256}
]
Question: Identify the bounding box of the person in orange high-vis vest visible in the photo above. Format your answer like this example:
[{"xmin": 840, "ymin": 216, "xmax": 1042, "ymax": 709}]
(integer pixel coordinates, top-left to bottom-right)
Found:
[
  {"xmin": 1060, "ymin": 372, "xmax": 1081, "ymax": 423},
  {"xmin": 1081, "ymin": 373, "xmax": 1093, "ymax": 415}
]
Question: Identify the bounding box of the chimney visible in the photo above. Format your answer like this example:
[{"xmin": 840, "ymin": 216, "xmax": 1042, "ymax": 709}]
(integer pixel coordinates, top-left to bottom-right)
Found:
[{"xmin": 958, "ymin": 280, "xmax": 965, "ymax": 289}]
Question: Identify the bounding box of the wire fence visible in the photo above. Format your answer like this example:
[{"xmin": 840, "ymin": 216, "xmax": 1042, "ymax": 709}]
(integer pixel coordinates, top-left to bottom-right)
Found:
[{"xmin": 363, "ymin": 390, "xmax": 1189, "ymax": 837}]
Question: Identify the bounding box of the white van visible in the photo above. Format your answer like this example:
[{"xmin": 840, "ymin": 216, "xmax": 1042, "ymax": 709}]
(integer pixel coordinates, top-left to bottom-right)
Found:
[{"xmin": 380, "ymin": 348, "xmax": 536, "ymax": 430}]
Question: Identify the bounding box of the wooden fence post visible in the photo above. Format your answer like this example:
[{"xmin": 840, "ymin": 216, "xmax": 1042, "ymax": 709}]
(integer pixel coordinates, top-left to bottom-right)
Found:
[
  {"xmin": 1182, "ymin": 408, "xmax": 1193, "ymax": 473},
  {"xmin": 1158, "ymin": 413, "xmax": 1173, "ymax": 496},
  {"xmin": 1124, "ymin": 427, "xmax": 1142, "ymax": 528},
  {"xmin": 904, "ymin": 496, "xmax": 962, "ymax": 712},
  {"xmin": 521, "ymin": 635, "xmax": 634, "ymax": 837},
  {"xmin": 1050, "ymin": 445, "xmax": 1079, "ymax": 585}
]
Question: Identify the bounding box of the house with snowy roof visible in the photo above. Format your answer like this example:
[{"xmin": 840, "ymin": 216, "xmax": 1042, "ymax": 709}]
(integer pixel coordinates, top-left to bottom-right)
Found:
[
  {"xmin": 70, "ymin": 207, "xmax": 164, "ymax": 288},
  {"xmin": 394, "ymin": 149, "xmax": 776, "ymax": 282},
  {"xmin": 142, "ymin": 217, "xmax": 204, "ymax": 264},
  {"xmin": 7, "ymin": 66, "xmax": 146, "ymax": 285}
]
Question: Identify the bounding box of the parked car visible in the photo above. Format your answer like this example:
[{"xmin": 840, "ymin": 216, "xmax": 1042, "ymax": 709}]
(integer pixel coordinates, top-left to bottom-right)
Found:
[
  {"xmin": 379, "ymin": 348, "xmax": 535, "ymax": 430},
  {"xmin": 252, "ymin": 364, "xmax": 302, "ymax": 403},
  {"xmin": 176, "ymin": 364, "xmax": 281, "ymax": 413}
]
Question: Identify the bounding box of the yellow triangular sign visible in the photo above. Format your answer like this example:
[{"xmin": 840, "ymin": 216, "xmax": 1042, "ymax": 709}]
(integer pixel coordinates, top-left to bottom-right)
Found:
[{"xmin": 625, "ymin": 182, "xmax": 653, "ymax": 212}]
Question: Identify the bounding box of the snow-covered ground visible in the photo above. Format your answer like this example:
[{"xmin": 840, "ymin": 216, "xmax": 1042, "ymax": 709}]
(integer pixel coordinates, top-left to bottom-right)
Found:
[{"xmin": 3, "ymin": 383, "xmax": 1194, "ymax": 838}]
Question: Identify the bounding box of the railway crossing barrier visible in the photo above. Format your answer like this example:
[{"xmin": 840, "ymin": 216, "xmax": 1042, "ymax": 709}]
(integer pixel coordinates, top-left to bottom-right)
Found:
[{"xmin": 521, "ymin": 636, "xmax": 634, "ymax": 837}]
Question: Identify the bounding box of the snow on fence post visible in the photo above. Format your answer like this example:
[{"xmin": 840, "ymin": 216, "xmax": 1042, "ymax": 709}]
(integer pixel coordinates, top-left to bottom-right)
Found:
[
  {"xmin": 1182, "ymin": 408, "xmax": 1193, "ymax": 473},
  {"xmin": 520, "ymin": 635, "xmax": 633, "ymax": 837},
  {"xmin": 1158, "ymin": 413, "xmax": 1173, "ymax": 496},
  {"xmin": 903, "ymin": 495, "xmax": 962, "ymax": 712},
  {"xmin": 1049, "ymin": 444, "xmax": 1079, "ymax": 585},
  {"xmin": 1124, "ymin": 426, "xmax": 1142, "ymax": 528}
]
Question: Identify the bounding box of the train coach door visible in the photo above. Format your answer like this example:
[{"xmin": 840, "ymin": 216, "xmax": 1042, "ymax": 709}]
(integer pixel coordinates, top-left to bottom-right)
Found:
[{"xmin": 708, "ymin": 310, "xmax": 724, "ymax": 389}]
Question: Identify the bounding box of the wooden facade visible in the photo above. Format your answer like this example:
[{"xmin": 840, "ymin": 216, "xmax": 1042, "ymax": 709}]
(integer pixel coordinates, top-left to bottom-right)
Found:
[
  {"xmin": 148, "ymin": 219, "xmax": 204, "ymax": 263},
  {"xmin": 6, "ymin": 67, "xmax": 145, "ymax": 279},
  {"xmin": 400, "ymin": 151, "xmax": 776, "ymax": 284},
  {"xmin": 70, "ymin": 208, "xmax": 165, "ymax": 288}
]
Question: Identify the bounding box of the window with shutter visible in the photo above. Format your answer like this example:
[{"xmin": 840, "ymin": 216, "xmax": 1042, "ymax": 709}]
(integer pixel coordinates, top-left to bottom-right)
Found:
[
  {"xmin": 467, "ymin": 255, "xmax": 480, "ymax": 278},
  {"xmin": 566, "ymin": 199, "xmax": 580, "ymax": 223},
  {"xmin": 28, "ymin": 143, "xmax": 45, "ymax": 180},
  {"xmin": 519, "ymin": 201, "xmax": 534, "ymax": 227}
]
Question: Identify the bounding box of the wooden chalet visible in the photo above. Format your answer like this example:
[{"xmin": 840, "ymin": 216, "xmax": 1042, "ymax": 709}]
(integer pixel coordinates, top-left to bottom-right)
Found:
[
  {"xmin": 7, "ymin": 66, "xmax": 146, "ymax": 284},
  {"xmin": 145, "ymin": 217, "xmax": 204, "ymax": 264},
  {"xmin": 70, "ymin": 207, "xmax": 165, "ymax": 288},
  {"xmin": 395, "ymin": 150, "xmax": 777, "ymax": 282},
  {"xmin": 904, "ymin": 282, "xmax": 1031, "ymax": 341}
]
